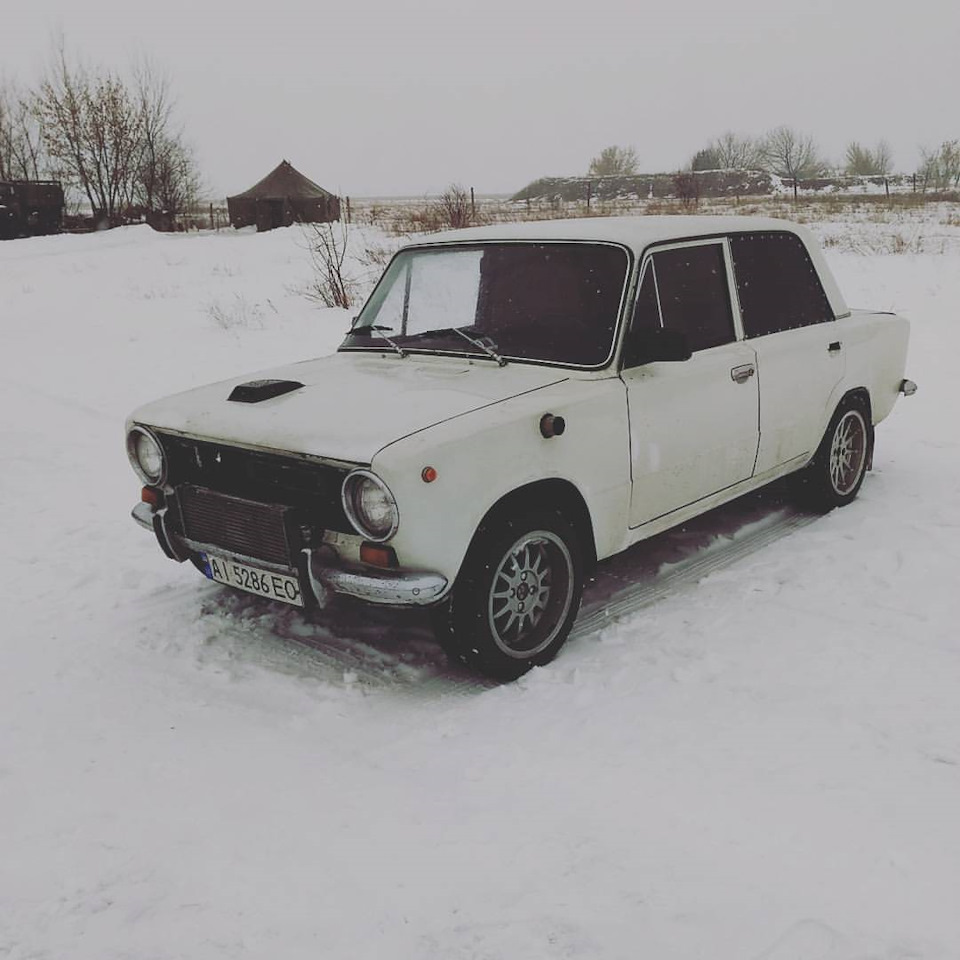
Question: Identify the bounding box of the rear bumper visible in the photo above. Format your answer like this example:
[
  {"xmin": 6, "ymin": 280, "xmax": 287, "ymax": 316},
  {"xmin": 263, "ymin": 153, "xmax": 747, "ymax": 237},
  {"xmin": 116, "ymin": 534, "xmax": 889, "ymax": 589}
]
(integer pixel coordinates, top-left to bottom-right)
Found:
[{"xmin": 132, "ymin": 501, "xmax": 448, "ymax": 607}]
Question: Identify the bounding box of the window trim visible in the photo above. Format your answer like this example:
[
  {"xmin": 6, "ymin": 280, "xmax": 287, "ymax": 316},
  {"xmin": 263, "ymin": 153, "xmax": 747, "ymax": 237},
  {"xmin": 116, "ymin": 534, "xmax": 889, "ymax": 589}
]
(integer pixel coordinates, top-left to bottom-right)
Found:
[
  {"xmin": 621, "ymin": 237, "xmax": 745, "ymax": 369},
  {"xmin": 341, "ymin": 239, "xmax": 635, "ymax": 372}
]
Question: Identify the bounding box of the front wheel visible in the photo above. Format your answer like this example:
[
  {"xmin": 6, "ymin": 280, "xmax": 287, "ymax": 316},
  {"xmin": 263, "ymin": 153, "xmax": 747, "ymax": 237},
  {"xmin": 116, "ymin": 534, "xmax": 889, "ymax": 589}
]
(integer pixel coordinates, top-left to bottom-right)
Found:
[
  {"xmin": 433, "ymin": 510, "xmax": 585, "ymax": 680},
  {"xmin": 799, "ymin": 400, "xmax": 873, "ymax": 510}
]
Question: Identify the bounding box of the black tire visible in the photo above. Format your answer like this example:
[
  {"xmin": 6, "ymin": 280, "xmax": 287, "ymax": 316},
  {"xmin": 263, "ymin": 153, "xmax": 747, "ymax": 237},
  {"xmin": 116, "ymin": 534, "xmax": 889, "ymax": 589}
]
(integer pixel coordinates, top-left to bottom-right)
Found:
[
  {"xmin": 798, "ymin": 397, "xmax": 873, "ymax": 511},
  {"xmin": 432, "ymin": 508, "xmax": 585, "ymax": 681}
]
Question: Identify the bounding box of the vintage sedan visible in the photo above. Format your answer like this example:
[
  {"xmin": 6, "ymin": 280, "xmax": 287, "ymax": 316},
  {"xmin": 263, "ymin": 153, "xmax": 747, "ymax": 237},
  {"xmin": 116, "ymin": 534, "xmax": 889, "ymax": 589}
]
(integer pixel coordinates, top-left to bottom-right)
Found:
[{"xmin": 127, "ymin": 216, "xmax": 915, "ymax": 678}]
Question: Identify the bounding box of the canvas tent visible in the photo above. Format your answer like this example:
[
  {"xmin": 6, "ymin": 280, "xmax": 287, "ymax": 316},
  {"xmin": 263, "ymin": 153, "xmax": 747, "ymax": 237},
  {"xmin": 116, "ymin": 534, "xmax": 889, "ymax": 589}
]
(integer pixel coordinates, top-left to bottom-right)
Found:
[{"xmin": 227, "ymin": 160, "xmax": 340, "ymax": 232}]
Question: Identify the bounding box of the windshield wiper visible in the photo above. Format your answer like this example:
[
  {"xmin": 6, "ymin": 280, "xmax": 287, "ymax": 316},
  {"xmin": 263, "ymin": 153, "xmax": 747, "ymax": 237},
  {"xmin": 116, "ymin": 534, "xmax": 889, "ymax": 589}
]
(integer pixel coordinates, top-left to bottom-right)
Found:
[
  {"xmin": 447, "ymin": 327, "xmax": 507, "ymax": 366},
  {"xmin": 366, "ymin": 325, "xmax": 407, "ymax": 358}
]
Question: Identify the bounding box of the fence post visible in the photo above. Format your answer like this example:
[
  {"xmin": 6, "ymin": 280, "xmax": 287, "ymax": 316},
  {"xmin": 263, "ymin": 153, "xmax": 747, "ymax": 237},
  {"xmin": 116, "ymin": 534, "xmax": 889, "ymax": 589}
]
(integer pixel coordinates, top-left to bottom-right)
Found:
[
  {"xmin": 345, "ymin": 196, "xmax": 351, "ymax": 223},
  {"xmin": 470, "ymin": 186, "xmax": 476, "ymax": 221},
  {"xmin": 586, "ymin": 181, "xmax": 592, "ymax": 211}
]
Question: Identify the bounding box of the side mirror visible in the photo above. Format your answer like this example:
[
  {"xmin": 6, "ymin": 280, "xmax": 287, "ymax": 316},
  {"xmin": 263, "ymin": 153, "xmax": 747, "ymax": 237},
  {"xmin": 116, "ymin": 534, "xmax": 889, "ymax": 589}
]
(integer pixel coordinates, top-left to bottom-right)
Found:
[{"xmin": 625, "ymin": 328, "xmax": 692, "ymax": 366}]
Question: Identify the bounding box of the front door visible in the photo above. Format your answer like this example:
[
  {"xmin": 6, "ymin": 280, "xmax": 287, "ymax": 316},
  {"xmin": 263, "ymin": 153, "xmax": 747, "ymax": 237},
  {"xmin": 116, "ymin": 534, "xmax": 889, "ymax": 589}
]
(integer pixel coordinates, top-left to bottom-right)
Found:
[{"xmin": 621, "ymin": 240, "xmax": 760, "ymax": 527}]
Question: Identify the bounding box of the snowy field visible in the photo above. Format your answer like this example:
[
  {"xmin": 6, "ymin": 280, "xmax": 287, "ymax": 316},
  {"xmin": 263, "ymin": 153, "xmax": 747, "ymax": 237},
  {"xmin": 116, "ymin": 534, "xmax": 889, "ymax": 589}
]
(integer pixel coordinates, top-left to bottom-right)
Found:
[{"xmin": 1, "ymin": 218, "xmax": 958, "ymax": 959}]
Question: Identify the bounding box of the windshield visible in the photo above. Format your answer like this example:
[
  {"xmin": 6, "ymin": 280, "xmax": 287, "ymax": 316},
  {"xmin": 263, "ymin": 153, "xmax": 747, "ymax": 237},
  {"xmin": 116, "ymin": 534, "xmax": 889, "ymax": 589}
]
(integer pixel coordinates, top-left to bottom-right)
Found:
[{"xmin": 341, "ymin": 242, "xmax": 630, "ymax": 367}]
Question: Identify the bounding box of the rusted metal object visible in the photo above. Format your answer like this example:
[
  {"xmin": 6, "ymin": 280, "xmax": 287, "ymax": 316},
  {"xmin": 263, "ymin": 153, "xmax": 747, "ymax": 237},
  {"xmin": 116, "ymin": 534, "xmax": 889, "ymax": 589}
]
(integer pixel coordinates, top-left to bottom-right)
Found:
[{"xmin": 0, "ymin": 180, "xmax": 64, "ymax": 240}]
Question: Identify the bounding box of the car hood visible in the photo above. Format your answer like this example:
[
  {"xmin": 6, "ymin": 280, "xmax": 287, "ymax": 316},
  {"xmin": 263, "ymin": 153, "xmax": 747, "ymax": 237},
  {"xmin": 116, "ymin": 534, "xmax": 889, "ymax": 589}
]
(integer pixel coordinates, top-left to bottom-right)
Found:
[{"xmin": 129, "ymin": 350, "xmax": 569, "ymax": 465}]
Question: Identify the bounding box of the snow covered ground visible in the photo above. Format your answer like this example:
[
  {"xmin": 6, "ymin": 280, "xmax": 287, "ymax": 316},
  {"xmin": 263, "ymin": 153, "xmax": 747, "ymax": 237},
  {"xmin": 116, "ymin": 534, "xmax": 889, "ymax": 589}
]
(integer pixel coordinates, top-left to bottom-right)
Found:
[{"xmin": 1, "ymin": 219, "xmax": 958, "ymax": 959}]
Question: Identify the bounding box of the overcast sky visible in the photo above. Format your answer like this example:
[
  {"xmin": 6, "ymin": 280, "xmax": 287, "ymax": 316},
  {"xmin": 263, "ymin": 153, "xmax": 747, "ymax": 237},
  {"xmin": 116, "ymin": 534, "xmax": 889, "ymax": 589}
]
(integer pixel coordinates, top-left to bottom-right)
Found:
[{"xmin": 5, "ymin": 0, "xmax": 959, "ymax": 198}]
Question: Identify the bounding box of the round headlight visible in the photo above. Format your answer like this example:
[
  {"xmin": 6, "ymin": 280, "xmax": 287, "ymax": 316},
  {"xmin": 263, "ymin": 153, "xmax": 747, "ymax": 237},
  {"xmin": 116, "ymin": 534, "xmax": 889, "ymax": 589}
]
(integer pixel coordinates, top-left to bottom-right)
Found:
[
  {"xmin": 342, "ymin": 470, "xmax": 399, "ymax": 542},
  {"xmin": 126, "ymin": 426, "xmax": 166, "ymax": 485}
]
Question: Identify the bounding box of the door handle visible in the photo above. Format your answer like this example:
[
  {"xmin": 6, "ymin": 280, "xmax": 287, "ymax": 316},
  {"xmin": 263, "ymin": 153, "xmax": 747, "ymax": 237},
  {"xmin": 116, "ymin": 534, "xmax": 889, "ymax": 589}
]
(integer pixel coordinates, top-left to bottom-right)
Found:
[
  {"xmin": 731, "ymin": 364, "xmax": 755, "ymax": 384},
  {"xmin": 828, "ymin": 341, "xmax": 842, "ymax": 353}
]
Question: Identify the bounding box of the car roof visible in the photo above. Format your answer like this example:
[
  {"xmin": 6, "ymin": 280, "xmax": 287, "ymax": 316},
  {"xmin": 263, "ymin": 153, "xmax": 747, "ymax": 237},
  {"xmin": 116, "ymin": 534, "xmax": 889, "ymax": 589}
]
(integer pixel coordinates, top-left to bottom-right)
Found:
[
  {"xmin": 407, "ymin": 215, "xmax": 850, "ymax": 319},
  {"xmin": 410, "ymin": 215, "xmax": 801, "ymax": 253}
]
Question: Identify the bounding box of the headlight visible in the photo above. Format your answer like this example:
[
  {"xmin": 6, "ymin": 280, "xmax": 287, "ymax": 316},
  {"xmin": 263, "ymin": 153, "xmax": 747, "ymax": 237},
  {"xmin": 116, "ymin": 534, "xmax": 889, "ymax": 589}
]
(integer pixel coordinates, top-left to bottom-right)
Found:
[
  {"xmin": 341, "ymin": 470, "xmax": 399, "ymax": 542},
  {"xmin": 126, "ymin": 426, "xmax": 166, "ymax": 485}
]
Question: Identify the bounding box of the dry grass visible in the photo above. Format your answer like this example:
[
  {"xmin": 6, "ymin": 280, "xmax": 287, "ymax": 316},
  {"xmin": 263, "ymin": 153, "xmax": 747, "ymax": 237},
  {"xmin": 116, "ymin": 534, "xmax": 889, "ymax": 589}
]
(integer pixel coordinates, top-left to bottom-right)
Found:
[{"xmin": 347, "ymin": 193, "xmax": 960, "ymax": 255}]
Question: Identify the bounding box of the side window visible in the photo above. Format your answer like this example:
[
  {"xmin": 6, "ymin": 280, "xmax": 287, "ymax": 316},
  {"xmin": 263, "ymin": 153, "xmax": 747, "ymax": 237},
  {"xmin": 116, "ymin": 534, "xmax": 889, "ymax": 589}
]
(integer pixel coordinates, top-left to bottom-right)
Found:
[
  {"xmin": 730, "ymin": 232, "xmax": 834, "ymax": 337},
  {"xmin": 651, "ymin": 243, "xmax": 734, "ymax": 352}
]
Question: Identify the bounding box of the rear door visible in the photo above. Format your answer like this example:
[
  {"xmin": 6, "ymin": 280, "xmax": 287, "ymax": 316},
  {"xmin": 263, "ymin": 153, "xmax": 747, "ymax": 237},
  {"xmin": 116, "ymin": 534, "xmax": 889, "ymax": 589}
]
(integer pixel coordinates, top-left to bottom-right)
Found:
[
  {"xmin": 621, "ymin": 239, "xmax": 760, "ymax": 527},
  {"xmin": 728, "ymin": 231, "xmax": 845, "ymax": 473}
]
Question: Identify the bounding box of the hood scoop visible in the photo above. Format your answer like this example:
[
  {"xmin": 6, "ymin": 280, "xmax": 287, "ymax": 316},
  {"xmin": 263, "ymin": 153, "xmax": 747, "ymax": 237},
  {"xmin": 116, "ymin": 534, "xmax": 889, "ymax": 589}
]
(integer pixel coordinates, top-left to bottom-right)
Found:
[{"xmin": 227, "ymin": 379, "xmax": 305, "ymax": 403}]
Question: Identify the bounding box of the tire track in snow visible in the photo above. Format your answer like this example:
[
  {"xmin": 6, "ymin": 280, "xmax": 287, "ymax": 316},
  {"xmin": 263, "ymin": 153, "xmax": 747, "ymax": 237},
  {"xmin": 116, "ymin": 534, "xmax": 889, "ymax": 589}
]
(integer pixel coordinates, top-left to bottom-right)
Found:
[{"xmin": 292, "ymin": 487, "xmax": 823, "ymax": 697}]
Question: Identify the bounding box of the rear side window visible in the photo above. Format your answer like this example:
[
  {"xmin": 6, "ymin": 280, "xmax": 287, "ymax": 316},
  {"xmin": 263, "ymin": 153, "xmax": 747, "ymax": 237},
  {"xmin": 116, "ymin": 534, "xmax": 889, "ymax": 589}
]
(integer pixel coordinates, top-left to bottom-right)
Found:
[
  {"xmin": 650, "ymin": 243, "xmax": 735, "ymax": 352},
  {"xmin": 730, "ymin": 232, "xmax": 834, "ymax": 337}
]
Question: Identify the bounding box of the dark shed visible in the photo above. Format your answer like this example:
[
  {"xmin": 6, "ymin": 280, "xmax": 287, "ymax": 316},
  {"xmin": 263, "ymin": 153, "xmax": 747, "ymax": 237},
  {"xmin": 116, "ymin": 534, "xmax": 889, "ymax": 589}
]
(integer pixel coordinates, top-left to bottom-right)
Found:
[{"xmin": 226, "ymin": 160, "xmax": 340, "ymax": 232}]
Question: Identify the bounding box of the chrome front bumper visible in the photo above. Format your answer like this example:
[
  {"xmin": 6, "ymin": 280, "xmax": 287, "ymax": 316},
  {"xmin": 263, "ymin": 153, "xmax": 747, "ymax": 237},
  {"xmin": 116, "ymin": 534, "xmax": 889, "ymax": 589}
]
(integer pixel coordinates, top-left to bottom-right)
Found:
[
  {"xmin": 132, "ymin": 502, "xmax": 448, "ymax": 607},
  {"xmin": 303, "ymin": 548, "xmax": 448, "ymax": 606},
  {"xmin": 132, "ymin": 501, "xmax": 155, "ymax": 530}
]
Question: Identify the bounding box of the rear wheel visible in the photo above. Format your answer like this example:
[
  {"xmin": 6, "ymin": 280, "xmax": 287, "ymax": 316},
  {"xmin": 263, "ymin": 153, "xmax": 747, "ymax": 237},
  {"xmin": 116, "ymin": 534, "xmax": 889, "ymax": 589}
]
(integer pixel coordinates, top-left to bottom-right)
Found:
[
  {"xmin": 799, "ymin": 398, "xmax": 872, "ymax": 510},
  {"xmin": 433, "ymin": 509, "xmax": 585, "ymax": 680}
]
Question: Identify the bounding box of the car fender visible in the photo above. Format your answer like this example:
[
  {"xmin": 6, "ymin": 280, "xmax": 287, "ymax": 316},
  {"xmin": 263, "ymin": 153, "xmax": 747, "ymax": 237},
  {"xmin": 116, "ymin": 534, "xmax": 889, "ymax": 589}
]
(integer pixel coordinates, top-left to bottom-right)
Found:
[{"xmin": 371, "ymin": 375, "xmax": 632, "ymax": 583}]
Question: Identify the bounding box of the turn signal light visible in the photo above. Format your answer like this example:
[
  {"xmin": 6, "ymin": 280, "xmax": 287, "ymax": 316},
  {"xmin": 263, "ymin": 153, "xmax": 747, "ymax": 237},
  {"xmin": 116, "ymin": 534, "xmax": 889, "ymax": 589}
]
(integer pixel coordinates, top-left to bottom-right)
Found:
[
  {"xmin": 141, "ymin": 486, "xmax": 162, "ymax": 506},
  {"xmin": 360, "ymin": 543, "xmax": 398, "ymax": 568}
]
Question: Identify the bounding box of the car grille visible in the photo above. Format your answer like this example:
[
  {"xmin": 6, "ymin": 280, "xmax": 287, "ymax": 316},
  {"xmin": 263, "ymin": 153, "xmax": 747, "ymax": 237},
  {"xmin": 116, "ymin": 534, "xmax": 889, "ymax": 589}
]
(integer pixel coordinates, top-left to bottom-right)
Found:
[
  {"xmin": 156, "ymin": 432, "xmax": 354, "ymax": 535},
  {"xmin": 178, "ymin": 485, "xmax": 292, "ymax": 565}
]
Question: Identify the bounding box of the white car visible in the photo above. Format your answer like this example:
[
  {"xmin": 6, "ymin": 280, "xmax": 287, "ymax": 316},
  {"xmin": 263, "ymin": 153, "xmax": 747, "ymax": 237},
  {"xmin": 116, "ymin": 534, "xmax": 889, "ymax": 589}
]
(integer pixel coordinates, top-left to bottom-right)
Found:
[{"xmin": 127, "ymin": 216, "xmax": 915, "ymax": 679}]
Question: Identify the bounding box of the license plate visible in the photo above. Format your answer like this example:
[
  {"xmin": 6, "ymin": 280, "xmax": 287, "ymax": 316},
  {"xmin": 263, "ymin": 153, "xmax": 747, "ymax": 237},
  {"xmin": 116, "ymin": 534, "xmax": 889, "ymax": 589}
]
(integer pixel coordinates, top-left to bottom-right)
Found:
[{"xmin": 204, "ymin": 554, "xmax": 304, "ymax": 607}]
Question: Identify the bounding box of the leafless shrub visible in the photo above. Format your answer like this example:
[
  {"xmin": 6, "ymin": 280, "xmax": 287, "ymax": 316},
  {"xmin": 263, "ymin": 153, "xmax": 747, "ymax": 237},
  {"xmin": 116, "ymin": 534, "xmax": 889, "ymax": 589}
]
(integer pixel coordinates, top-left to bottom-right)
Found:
[
  {"xmin": 673, "ymin": 171, "xmax": 700, "ymax": 207},
  {"xmin": 303, "ymin": 219, "xmax": 355, "ymax": 309},
  {"xmin": 205, "ymin": 294, "xmax": 265, "ymax": 330},
  {"xmin": 432, "ymin": 182, "xmax": 472, "ymax": 229},
  {"xmin": 356, "ymin": 241, "xmax": 393, "ymax": 270},
  {"xmin": 364, "ymin": 203, "xmax": 389, "ymax": 227}
]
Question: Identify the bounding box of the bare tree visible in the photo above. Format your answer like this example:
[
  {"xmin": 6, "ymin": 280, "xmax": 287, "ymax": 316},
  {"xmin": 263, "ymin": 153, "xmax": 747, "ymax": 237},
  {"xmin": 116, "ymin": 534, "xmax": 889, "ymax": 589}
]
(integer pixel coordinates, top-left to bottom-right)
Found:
[
  {"xmin": 712, "ymin": 132, "xmax": 764, "ymax": 170},
  {"xmin": 873, "ymin": 139, "xmax": 894, "ymax": 176},
  {"xmin": 844, "ymin": 140, "xmax": 894, "ymax": 176},
  {"xmin": 689, "ymin": 132, "xmax": 763, "ymax": 173},
  {"xmin": 0, "ymin": 81, "xmax": 45, "ymax": 180},
  {"xmin": 132, "ymin": 60, "xmax": 173, "ymax": 214},
  {"xmin": 33, "ymin": 45, "xmax": 201, "ymax": 227},
  {"xmin": 762, "ymin": 126, "xmax": 827, "ymax": 198},
  {"xmin": 131, "ymin": 65, "xmax": 200, "ymax": 222},
  {"xmin": 918, "ymin": 140, "xmax": 960, "ymax": 192},
  {"xmin": 587, "ymin": 145, "xmax": 639, "ymax": 177},
  {"xmin": 150, "ymin": 135, "xmax": 201, "ymax": 222},
  {"xmin": 35, "ymin": 47, "xmax": 143, "ymax": 221}
]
